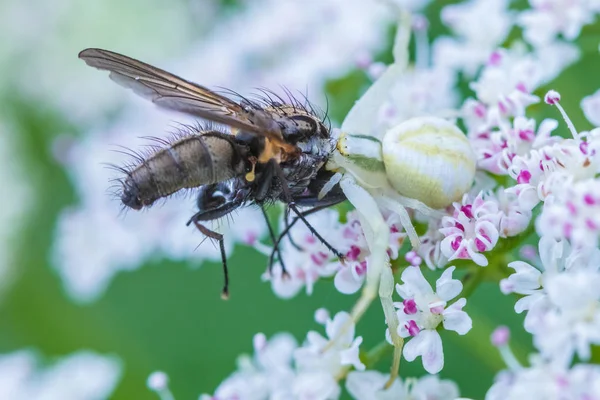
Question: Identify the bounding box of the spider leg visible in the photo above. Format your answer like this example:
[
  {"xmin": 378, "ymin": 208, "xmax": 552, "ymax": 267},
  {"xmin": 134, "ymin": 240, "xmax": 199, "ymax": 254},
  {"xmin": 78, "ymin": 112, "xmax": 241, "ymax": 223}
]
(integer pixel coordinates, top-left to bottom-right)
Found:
[{"xmin": 324, "ymin": 176, "xmax": 403, "ymax": 387}]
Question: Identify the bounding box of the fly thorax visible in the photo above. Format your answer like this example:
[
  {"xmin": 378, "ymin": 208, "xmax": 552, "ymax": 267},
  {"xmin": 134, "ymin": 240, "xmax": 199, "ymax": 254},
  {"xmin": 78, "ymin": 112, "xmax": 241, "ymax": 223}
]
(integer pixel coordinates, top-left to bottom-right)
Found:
[{"xmin": 331, "ymin": 132, "xmax": 389, "ymax": 189}]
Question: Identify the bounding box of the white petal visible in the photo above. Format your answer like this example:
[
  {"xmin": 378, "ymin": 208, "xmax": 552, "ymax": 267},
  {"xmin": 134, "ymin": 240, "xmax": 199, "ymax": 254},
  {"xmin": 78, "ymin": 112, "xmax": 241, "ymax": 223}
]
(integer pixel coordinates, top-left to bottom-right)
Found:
[
  {"xmin": 538, "ymin": 235, "xmax": 569, "ymax": 273},
  {"xmin": 334, "ymin": 266, "xmax": 363, "ymax": 295},
  {"xmin": 403, "ymin": 330, "xmax": 444, "ymax": 374},
  {"xmin": 326, "ymin": 312, "xmax": 355, "ymax": 345},
  {"xmin": 345, "ymin": 371, "xmax": 405, "ymax": 400},
  {"xmin": 443, "ymin": 299, "xmax": 472, "ymax": 335},
  {"xmin": 514, "ymin": 292, "xmax": 544, "ymax": 313},
  {"xmin": 436, "ymin": 266, "xmax": 463, "ymax": 301},
  {"xmin": 506, "ymin": 261, "xmax": 542, "ymax": 293},
  {"xmin": 339, "ymin": 337, "xmax": 365, "ymax": 371},
  {"xmin": 399, "ymin": 266, "xmax": 434, "ymax": 298},
  {"xmin": 292, "ymin": 372, "xmax": 340, "ymax": 400}
]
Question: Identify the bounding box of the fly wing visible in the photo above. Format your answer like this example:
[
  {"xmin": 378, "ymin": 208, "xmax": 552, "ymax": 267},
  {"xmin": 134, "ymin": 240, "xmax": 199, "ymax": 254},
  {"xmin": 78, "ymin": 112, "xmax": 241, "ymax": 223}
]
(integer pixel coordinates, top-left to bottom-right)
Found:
[{"xmin": 79, "ymin": 48, "xmax": 291, "ymax": 148}]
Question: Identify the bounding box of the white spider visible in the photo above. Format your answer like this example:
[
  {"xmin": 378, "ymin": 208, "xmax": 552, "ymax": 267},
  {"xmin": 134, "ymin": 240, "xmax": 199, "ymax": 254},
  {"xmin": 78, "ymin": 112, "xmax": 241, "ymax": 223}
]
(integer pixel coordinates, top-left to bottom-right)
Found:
[{"xmin": 319, "ymin": 9, "xmax": 476, "ymax": 386}]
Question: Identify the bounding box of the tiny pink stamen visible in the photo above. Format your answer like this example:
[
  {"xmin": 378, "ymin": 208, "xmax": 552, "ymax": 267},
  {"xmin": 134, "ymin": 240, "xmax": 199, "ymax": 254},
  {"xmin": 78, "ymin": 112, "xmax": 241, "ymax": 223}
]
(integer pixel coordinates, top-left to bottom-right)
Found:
[
  {"xmin": 586, "ymin": 218, "xmax": 598, "ymax": 231},
  {"xmin": 430, "ymin": 305, "xmax": 445, "ymax": 314},
  {"xmin": 355, "ymin": 261, "xmax": 367, "ymax": 276},
  {"xmin": 584, "ymin": 194, "xmax": 595, "ymax": 205},
  {"xmin": 517, "ymin": 170, "xmax": 531, "ymax": 184},
  {"xmin": 451, "ymin": 236, "xmax": 462, "ymax": 251},
  {"xmin": 564, "ymin": 223, "xmax": 573, "ymax": 238},
  {"xmin": 580, "ymin": 141, "xmax": 589, "ymax": 155},
  {"xmin": 566, "ymin": 201, "xmax": 577, "ymax": 215},
  {"xmin": 461, "ymin": 204, "xmax": 474, "ymax": 219},
  {"xmin": 518, "ymin": 129, "xmax": 535, "ymax": 141},
  {"xmin": 455, "ymin": 221, "xmax": 465, "ymax": 231},
  {"xmin": 475, "ymin": 238, "xmax": 487, "ymax": 252},
  {"xmin": 403, "ymin": 299, "xmax": 418, "ymax": 315},
  {"xmin": 346, "ymin": 245, "xmax": 361, "ymax": 261},
  {"xmin": 491, "ymin": 326, "xmax": 510, "ymax": 346},
  {"xmin": 244, "ymin": 232, "xmax": 257, "ymax": 245},
  {"xmin": 406, "ymin": 320, "xmax": 421, "ymax": 337},
  {"xmin": 515, "ymin": 82, "xmax": 527, "ymax": 93},
  {"xmin": 457, "ymin": 247, "xmax": 469, "ymax": 258},
  {"xmin": 545, "ymin": 90, "xmax": 561, "ymax": 105},
  {"xmin": 488, "ymin": 51, "xmax": 502, "ymax": 66},
  {"xmin": 498, "ymin": 100, "xmax": 508, "ymax": 114},
  {"xmin": 310, "ymin": 252, "xmax": 328, "ymax": 266},
  {"xmin": 474, "ymin": 103, "xmax": 487, "ymax": 118}
]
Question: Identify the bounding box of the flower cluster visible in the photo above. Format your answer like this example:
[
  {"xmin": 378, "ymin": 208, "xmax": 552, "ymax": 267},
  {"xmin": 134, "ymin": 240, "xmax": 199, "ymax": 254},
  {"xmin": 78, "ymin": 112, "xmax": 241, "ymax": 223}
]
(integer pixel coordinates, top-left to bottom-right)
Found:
[
  {"xmin": 388, "ymin": 266, "xmax": 472, "ymax": 374},
  {"xmin": 0, "ymin": 350, "xmax": 121, "ymax": 399},
  {"xmin": 198, "ymin": 310, "xmax": 364, "ymax": 400},
  {"xmin": 487, "ymin": 326, "xmax": 600, "ymax": 399}
]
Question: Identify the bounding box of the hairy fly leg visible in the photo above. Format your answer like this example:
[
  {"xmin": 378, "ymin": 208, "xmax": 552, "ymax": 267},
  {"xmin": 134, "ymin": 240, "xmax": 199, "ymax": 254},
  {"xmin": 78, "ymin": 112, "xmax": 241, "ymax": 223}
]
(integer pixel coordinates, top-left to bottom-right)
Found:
[
  {"xmin": 189, "ymin": 218, "xmax": 230, "ymax": 299},
  {"xmin": 260, "ymin": 206, "xmax": 289, "ymax": 278}
]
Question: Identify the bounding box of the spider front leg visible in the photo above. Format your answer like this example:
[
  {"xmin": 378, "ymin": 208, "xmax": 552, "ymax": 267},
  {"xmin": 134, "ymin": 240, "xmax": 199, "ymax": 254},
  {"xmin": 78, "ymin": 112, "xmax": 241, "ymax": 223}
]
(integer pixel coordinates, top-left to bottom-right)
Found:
[{"xmin": 325, "ymin": 176, "xmax": 403, "ymax": 385}]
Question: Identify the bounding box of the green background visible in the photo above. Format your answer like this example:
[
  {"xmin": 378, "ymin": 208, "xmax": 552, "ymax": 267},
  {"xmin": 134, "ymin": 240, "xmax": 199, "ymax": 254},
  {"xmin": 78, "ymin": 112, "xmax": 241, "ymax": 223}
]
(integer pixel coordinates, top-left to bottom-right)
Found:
[{"xmin": 2, "ymin": 0, "xmax": 600, "ymax": 398}]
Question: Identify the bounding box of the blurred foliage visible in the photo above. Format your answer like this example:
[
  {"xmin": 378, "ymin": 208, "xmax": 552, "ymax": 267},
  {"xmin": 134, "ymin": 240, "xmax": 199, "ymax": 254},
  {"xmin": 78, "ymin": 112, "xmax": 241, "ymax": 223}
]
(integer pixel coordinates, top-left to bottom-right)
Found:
[{"xmin": 2, "ymin": 0, "xmax": 600, "ymax": 399}]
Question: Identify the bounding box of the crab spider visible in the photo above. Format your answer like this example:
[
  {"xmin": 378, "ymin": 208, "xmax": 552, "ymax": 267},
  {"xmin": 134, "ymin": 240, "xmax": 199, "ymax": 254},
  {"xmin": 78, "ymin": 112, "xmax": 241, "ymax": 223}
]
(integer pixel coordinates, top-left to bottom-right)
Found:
[{"xmin": 320, "ymin": 10, "xmax": 476, "ymax": 386}]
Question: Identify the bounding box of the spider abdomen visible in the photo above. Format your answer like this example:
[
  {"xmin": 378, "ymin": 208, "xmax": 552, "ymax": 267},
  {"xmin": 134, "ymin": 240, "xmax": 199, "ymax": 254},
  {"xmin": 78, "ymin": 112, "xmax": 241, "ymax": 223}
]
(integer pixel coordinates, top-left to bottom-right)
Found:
[{"xmin": 382, "ymin": 116, "xmax": 476, "ymax": 209}]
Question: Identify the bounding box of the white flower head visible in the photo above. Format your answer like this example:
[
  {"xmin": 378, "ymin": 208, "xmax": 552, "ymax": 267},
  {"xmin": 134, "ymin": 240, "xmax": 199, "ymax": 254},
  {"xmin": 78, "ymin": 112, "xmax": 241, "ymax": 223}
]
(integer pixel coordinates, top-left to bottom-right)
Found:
[
  {"xmin": 390, "ymin": 266, "xmax": 472, "ymax": 374},
  {"xmin": 518, "ymin": 0, "xmax": 597, "ymax": 47},
  {"xmin": 439, "ymin": 191, "xmax": 501, "ymax": 267},
  {"xmin": 346, "ymin": 370, "xmax": 460, "ymax": 400},
  {"xmin": 0, "ymin": 350, "xmax": 122, "ymax": 400},
  {"xmin": 433, "ymin": 0, "xmax": 512, "ymax": 76},
  {"xmin": 295, "ymin": 310, "xmax": 365, "ymax": 375}
]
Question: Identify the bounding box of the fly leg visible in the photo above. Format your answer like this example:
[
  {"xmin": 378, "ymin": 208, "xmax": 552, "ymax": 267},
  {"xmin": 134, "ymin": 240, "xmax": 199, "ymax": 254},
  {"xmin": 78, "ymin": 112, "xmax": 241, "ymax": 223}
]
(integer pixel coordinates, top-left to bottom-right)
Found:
[
  {"xmin": 260, "ymin": 206, "xmax": 289, "ymax": 278},
  {"xmin": 283, "ymin": 206, "xmax": 303, "ymax": 251},
  {"xmin": 267, "ymin": 203, "xmax": 340, "ymax": 272},
  {"xmin": 188, "ymin": 218, "xmax": 230, "ymax": 299},
  {"xmin": 269, "ymin": 160, "xmax": 345, "ymax": 262}
]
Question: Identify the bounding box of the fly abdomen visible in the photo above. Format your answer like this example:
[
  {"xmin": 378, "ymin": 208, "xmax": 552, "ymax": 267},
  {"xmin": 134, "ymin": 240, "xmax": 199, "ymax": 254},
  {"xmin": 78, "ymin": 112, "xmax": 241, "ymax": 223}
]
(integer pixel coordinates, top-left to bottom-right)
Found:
[{"xmin": 120, "ymin": 131, "xmax": 248, "ymax": 210}]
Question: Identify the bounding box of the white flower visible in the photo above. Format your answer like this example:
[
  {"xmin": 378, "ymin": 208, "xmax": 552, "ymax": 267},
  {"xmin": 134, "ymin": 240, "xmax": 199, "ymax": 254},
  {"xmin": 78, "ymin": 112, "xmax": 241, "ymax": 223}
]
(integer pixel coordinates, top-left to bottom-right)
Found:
[
  {"xmin": 0, "ymin": 350, "xmax": 121, "ymax": 400},
  {"xmin": 501, "ymin": 235, "xmax": 573, "ymax": 314},
  {"xmin": 496, "ymin": 188, "xmax": 532, "ymax": 238},
  {"xmin": 518, "ymin": 0, "xmax": 597, "ymax": 47},
  {"xmin": 536, "ymin": 178, "xmax": 600, "ymax": 249},
  {"xmin": 376, "ymin": 66, "xmax": 459, "ymax": 132},
  {"xmin": 201, "ymin": 333, "xmax": 298, "ymax": 400},
  {"xmin": 332, "ymin": 211, "xmax": 406, "ymax": 295},
  {"xmin": 469, "ymin": 116, "xmax": 559, "ymax": 175},
  {"xmin": 467, "ymin": 50, "xmax": 541, "ymax": 129},
  {"xmin": 287, "ymin": 372, "xmax": 340, "ymax": 400},
  {"xmin": 439, "ymin": 192, "xmax": 501, "ymax": 267},
  {"xmin": 501, "ymin": 235, "xmax": 600, "ymax": 364},
  {"xmin": 390, "ymin": 266, "xmax": 472, "ymax": 374},
  {"xmin": 345, "ymin": 371, "xmax": 460, "ymax": 400},
  {"xmin": 532, "ymin": 269, "xmax": 600, "ymax": 364},
  {"xmin": 295, "ymin": 311, "xmax": 365, "ymax": 375},
  {"xmin": 487, "ymin": 356, "xmax": 600, "ymax": 400},
  {"xmin": 433, "ymin": 0, "xmax": 512, "ymax": 76}
]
